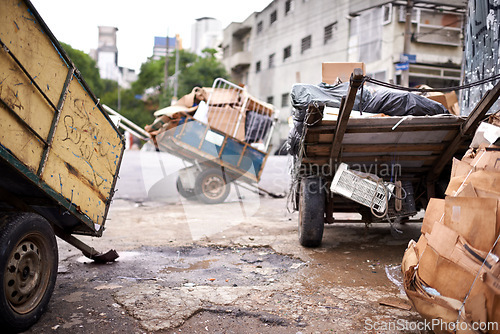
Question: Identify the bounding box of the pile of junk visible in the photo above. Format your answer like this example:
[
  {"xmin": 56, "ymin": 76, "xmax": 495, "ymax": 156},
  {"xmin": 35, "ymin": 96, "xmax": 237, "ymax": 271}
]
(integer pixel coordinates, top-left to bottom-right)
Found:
[
  {"xmin": 286, "ymin": 62, "xmax": 486, "ymax": 249},
  {"xmin": 402, "ymin": 116, "xmax": 500, "ymax": 332},
  {"xmin": 286, "ymin": 61, "xmax": 500, "ymax": 330}
]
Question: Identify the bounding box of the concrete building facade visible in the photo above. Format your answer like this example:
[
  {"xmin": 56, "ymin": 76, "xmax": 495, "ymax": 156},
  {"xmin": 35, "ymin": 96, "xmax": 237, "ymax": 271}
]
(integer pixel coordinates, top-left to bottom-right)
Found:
[
  {"xmin": 221, "ymin": 0, "xmax": 466, "ymax": 144},
  {"xmin": 93, "ymin": 26, "xmax": 137, "ymax": 89},
  {"xmin": 191, "ymin": 17, "xmax": 223, "ymax": 56},
  {"xmin": 96, "ymin": 26, "xmax": 120, "ymax": 82},
  {"xmin": 152, "ymin": 35, "xmax": 183, "ymax": 60}
]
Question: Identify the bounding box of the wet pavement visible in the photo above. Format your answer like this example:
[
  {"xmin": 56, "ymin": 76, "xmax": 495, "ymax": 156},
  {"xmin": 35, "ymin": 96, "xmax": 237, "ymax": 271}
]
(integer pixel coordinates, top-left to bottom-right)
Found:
[{"xmin": 24, "ymin": 152, "xmax": 427, "ymax": 333}]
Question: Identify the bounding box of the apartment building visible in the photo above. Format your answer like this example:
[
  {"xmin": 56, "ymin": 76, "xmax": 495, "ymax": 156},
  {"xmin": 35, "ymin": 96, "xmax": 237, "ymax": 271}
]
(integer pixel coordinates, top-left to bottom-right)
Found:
[
  {"xmin": 152, "ymin": 35, "xmax": 182, "ymax": 60},
  {"xmin": 221, "ymin": 0, "xmax": 466, "ymax": 143},
  {"xmin": 191, "ymin": 17, "xmax": 223, "ymax": 56}
]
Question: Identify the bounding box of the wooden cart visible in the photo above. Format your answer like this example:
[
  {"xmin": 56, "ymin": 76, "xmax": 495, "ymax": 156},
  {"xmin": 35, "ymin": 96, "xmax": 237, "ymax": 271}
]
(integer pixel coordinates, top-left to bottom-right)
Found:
[
  {"xmin": 294, "ymin": 68, "xmax": 500, "ymax": 247},
  {"xmin": 0, "ymin": 0, "xmax": 125, "ymax": 331},
  {"xmin": 154, "ymin": 78, "xmax": 279, "ymax": 204}
]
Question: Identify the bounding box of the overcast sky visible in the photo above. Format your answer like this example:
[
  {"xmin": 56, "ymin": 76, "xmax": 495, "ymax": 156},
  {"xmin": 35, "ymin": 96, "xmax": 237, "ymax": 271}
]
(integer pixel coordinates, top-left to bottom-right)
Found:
[{"xmin": 31, "ymin": 0, "xmax": 272, "ymax": 73}]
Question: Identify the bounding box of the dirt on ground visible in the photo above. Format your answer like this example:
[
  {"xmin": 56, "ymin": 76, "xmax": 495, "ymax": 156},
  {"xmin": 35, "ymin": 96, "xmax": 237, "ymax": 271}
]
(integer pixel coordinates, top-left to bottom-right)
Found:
[{"xmin": 25, "ymin": 195, "xmax": 428, "ymax": 334}]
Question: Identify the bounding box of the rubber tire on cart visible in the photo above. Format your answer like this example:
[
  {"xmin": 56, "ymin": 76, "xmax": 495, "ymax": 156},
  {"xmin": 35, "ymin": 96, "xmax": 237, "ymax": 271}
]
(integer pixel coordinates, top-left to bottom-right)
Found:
[
  {"xmin": 298, "ymin": 177, "xmax": 326, "ymax": 247},
  {"xmin": 0, "ymin": 213, "xmax": 58, "ymax": 333},
  {"xmin": 194, "ymin": 168, "xmax": 230, "ymax": 204},
  {"xmin": 176, "ymin": 177, "xmax": 196, "ymax": 200}
]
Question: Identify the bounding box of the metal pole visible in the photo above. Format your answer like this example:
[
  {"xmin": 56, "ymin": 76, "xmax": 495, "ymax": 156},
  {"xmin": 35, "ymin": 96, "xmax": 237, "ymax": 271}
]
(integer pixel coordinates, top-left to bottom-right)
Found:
[
  {"xmin": 401, "ymin": 0, "xmax": 413, "ymax": 87},
  {"xmin": 164, "ymin": 30, "xmax": 169, "ymax": 99},
  {"xmin": 174, "ymin": 36, "xmax": 180, "ymax": 100}
]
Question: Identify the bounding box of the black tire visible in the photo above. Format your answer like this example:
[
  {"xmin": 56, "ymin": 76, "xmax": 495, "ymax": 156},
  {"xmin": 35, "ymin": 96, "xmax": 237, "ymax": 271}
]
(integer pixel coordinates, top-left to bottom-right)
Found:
[
  {"xmin": 0, "ymin": 213, "xmax": 58, "ymax": 333},
  {"xmin": 298, "ymin": 177, "xmax": 326, "ymax": 247},
  {"xmin": 194, "ymin": 168, "xmax": 230, "ymax": 204},
  {"xmin": 176, "ymin": 177, "xmax": 196, "ymax": 200}
]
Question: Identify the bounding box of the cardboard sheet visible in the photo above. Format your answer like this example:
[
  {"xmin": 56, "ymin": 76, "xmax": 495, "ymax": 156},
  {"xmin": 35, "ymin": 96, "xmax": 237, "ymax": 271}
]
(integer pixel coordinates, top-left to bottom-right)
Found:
[
  {"xmin": 321, "ymin": 62, "xmax": 365, "ymax": 84},
  {"xmin": 444, "ymin": 197, "xmax": 498, "ymax": 252}
]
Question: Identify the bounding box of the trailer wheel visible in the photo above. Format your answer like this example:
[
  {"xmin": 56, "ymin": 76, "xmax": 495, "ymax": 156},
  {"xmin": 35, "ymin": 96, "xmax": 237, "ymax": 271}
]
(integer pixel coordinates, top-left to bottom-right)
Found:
[
  {"xmin": 176, "ymin": 177, "xmax": 196, "ymax": 200},
  {"xmin": 0, "ymin": 213, "xmax": 58, "ymax": 333},
  {"xmin": 298, "ymin": 177, "xmax": 326, "ymax": 247},
  {"xmin": 194, "ymin": 168, "xmax": 230, "ymax": 204}
]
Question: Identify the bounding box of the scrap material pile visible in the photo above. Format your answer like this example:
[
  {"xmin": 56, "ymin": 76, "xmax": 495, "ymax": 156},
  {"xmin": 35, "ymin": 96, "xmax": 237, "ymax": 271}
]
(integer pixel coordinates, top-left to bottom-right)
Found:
[{"xmin": 402, "ymin": 117, "xmax": 500, "ymax": 332}]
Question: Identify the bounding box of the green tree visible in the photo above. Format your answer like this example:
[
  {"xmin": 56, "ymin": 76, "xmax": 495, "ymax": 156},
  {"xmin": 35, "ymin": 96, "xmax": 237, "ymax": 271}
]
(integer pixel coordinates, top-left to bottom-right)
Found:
[
  {"xmin": 132, "ymin": 49, "xmax": 228, "ymax": 109},
  {"xmin": 179, "ymin": 48, "xmax": 228, "ymax": 94},
  {"xmin": 60, "ymin": 42, "xmax": 104, "ymax": 96}
]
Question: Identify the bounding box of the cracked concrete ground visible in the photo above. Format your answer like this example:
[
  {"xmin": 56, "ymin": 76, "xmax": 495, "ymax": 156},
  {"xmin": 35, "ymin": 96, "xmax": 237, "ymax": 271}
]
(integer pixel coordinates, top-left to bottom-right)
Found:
[{"xmin": 24, "ymin": 153, "xmax": 428, "ymax": 333}]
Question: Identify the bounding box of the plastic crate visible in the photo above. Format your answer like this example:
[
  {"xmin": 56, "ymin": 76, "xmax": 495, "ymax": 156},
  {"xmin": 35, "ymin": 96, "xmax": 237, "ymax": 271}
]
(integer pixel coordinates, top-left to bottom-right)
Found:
[{"xmin": 330, "ymin": 163, "xmax": 394, "ymax": 213}]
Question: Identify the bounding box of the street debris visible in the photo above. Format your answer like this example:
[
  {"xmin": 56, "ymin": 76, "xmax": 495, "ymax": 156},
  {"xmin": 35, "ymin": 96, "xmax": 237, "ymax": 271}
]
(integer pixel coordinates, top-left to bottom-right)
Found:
[{"xmin": 378, "ymin": 297, "xmax": 412, "ymax": 311}]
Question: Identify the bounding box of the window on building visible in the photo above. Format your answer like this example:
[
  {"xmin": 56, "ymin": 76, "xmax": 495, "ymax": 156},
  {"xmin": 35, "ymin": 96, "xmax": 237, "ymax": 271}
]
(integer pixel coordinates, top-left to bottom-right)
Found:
[
  {"xmin": 283, "ymin": 45, "xmax": 292, "ymax": 61},
  {"xmin": 267, "ymin": 96, "xmax": 274, "ymax": 105},
  {"xmin": 268, "ymin": 53, "xmax": 275, "ymax": 68},
  {"xmin": 257, "ymin": 21, "xmax": 263, "ymax": 33},
  {"xmin": 285, "ymin": 0, "xmax": 294, "ymax": 15},
  {"xmin": 382, "ymin": 4, "xmax": 392, "ymax": 25},
  {"xmin": 270, "ymin": 10, "xmax": 277, "ymax": 25},
  {"xmin": 281, "ymin": 93, "xmax": 289, "ymax": 107},
  {"xmin": 324, "ymin": 22, "xmax": 337, "ymax": 44},
  {"xmin": 256, "ymin": 61, "xmax": 261, "ymax": 73},
  {"xmin": 301, "ymin": 35, "xmax": 312, "ymax": 53}
]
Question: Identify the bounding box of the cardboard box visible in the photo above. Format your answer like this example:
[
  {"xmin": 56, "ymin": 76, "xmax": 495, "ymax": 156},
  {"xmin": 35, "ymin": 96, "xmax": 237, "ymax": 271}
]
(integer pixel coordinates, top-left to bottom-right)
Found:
[
  {"xmin": 207, "ymin": 106, "xmax": 245, "ymax": 141},
  {"xmin": 451, "ymin": 157, "xmax": 476, "ymax": 178},
  {"xmin": 444, "ymin": 196, "xmax": 498, "ymax": 252},
  {"xmin": 418, "ymin": 242, "xmax": 475, "ymax": 301},
  {"xmin": 418, "ymin": 88, "xmax": 459, "ymax": 115},
  {"xmin": 421, "ymin": 198, "xmax": 445, "ymax": 234},
  {"xmin": 446, "ymin": 170, "xmax": 500, "ymax": 199},
  {"xmin": 322, "ymin": 62, "xmax": 365, "ymax": 85}
]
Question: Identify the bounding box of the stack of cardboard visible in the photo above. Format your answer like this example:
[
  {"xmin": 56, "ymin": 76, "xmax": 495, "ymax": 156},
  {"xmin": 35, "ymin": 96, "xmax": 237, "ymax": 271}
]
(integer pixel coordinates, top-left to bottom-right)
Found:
[
  {"xmin": 415, "ymin": 85, "xmax": 461, "ymax": 116},
  {"xmin": 402, "ymin": 119, "xmax": 500, "ymax": 333}
]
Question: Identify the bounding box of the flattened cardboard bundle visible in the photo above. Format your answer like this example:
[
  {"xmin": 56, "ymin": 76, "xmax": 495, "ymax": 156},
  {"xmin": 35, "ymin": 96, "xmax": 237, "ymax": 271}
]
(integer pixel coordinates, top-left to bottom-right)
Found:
[{"xmin": 402, "ymin": 122, "xmax": 500, "ymax": 333}]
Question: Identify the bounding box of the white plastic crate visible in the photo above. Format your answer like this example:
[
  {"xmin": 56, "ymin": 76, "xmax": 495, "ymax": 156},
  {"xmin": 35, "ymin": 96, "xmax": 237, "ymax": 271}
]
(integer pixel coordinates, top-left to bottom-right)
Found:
[{"xmin": 330, "ymin": 163, "xmax": 394, "ymax": 213}]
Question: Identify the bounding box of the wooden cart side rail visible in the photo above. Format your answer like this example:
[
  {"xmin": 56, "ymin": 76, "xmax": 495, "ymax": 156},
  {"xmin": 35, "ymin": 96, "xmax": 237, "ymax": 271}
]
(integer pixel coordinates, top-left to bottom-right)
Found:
[
  {"xmin": 329, "ymin": 68, "xmax": 365, "ymax": 167},
  {"xmin": 307, "ymin": 143, "xmax": 450, "ymax": 155},
  {"xmin": 427, "ymin": 80, "xmax": 500, "ymax": 182},
  {"xmin": 173, "ymin": 139, "xmax": 260, "ymax": 184},
  {"xmin": 0, "ymin": 147, "xmax": 98, "ymax": 235},
  {"xmin": 308, "ymin": 121, "xmax": 463, "ymax": 134}
]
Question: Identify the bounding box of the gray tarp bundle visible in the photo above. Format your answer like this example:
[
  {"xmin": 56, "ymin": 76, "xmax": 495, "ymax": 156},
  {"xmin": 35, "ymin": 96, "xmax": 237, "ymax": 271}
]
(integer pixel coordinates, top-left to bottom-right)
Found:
[{"xmin": 286, "ymin": 82, "xmax": 448, "ymax": 156}]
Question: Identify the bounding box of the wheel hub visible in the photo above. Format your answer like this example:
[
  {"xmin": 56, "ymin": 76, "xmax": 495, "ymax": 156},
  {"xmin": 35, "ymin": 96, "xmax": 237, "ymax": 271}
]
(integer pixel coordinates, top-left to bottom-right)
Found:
[
  {"xmin": 5, "ymin": 238, "xmax": 46, "ymax": 314},
  {"xmin": 202, "ymin": 175, "xmax": 225, "ymax": 199}
]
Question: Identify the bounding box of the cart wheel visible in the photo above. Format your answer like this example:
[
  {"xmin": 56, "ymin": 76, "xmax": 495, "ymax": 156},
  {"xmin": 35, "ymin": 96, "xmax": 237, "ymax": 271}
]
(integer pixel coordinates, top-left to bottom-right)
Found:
[
  {"xmin": 0, "ymin": 213, "xmax": 58, "ymax": 333},
  {"xmin": 194, "ymin": 168, "xmax": 230, "ymax": 204},
  {"xmin": 176, "ymin": 177, "xmax": 196, "ymax": 200},
  {"xmin": 298, "ymin": 177, "xmax": 326, "ymax": 247}
]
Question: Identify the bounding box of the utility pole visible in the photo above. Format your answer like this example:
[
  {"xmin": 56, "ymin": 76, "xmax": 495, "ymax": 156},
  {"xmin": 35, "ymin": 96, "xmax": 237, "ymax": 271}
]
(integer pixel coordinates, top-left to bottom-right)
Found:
[
  {"xmin": 173, "ymin": 35, "xmax": 180, "ymax": 101},
  {"xmin": 164, "ymin": 30, "xmax": 169, "ymax": 102},
  {"xmin": 401, "ymin": 0, "xmax": 413, "ymax": 87}
]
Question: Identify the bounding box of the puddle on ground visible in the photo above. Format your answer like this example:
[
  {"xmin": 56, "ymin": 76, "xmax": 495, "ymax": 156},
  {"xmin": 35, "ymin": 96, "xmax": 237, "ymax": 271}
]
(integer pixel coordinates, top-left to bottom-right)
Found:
[
  {"xmin": 72, "ymin": 245, "xmax": 304, "ymax": 288},
  {"xmin": 160, "ymin": 258, "xmax": 218, "ymax": 273}
]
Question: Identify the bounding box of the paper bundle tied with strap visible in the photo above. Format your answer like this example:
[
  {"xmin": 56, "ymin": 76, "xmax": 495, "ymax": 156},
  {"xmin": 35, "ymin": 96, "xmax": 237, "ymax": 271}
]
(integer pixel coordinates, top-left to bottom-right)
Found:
[{"xmin": 402, "ymin": 119, "xmax": 500, "ymax": 333}]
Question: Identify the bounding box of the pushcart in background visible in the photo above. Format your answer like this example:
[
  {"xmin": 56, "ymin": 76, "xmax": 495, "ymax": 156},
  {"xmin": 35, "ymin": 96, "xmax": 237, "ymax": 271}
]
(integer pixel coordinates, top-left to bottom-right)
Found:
[{"xmin": 105, "ymin": 78, "xmax": 280, "ymax": 204}]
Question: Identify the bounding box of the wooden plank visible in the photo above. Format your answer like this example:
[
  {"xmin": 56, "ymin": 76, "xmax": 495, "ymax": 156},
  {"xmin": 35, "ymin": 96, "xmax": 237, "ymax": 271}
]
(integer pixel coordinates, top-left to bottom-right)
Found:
[
  {"xmin": 303, "ymin": 154, "xmax": 439, "ymax": 164},
  {"xmin": 428, "ymin": 80, "xmax": 500, "ymax": 182},
  {"xmin": 42, "ymin": 78, "xmax": 123, "ymax": 229},
  {"xmin": 0, "ymin": 0, "xmax": 69, "ymax": 107},
  {"xmin": 309, "ymin": 123, "xmax": 462, "ymax": 134},
  {"xmin": 307, "ymin": 143, "xmax": 448, "ymax": 155},
  {"xmin": 329, "ymin": 68, "xmax": 364, "ymax": 165}
]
